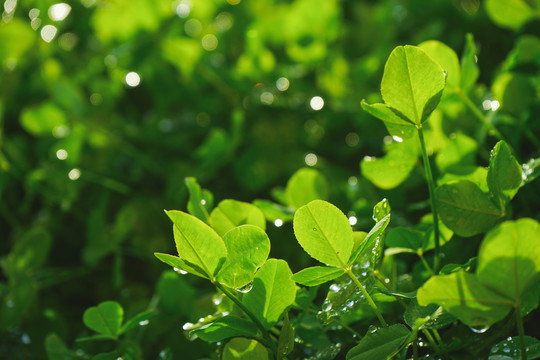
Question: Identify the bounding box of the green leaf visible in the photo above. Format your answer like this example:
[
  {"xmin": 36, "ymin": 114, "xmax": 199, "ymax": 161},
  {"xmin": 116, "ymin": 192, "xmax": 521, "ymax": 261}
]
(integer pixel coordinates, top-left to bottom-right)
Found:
[
  {"xmin": 438, "ymin": 166, "xmax": 489, "ymax": 193},
  {"xmin": 485, "ymin": 0, "xmax": 535, "ymax": 30},
  {"xmin": 285, "ymin": 168, "xmax": 328, "ymax": 209},
  {"xmin": 253, "ymin": 199, "xmax": 294, "ymax": 222},
  {"xmin": 190, "ymin": 315, "xmax": 259, "ymax": 342},
  {"xmin": 477, "ymin": 219, "xmax": 540, "ymax": 301},
  {"xmin": 45, "ymin": 333, "xmax": 75, "ymax": 360},
  {"xmin": 209, "ymin": 200, "xmax": 266, "ymax": 237},
  {"xmin": 292, "ymin": 266, "xmax": 345, "ymax": 286},
  {"xmin": 381, "ymin": 46, "xmax": 446, "ymax": 125},
  {"xmin": 361, "ymin": 143, "xmax": 417, "ymax": 190},
  {"xmin": 489, "ymin": 336, "xmax": 540, "ymax": 360},
  {"xmin": 349, "ymin": 212, "xmax": 390, "ymax": 266},
  {"xmin": 242, "ymin": 259, "xmax": 296, "ymax": 329},
  {"xmin": 222, "ymin": 338, "xmax": 269, "ymax": 360},
  {"xmin": 277, "ymin": 312, "xmax": 295, "ymax": 357},
  {"xmin": 217, "ymin": 225, "xmax": 271, "ymax": 289},
  {"xmin": 373, "ymin": 198, "xmax": 391, "ymax": 222},
  {"xmin": 385, "ymin": 227, "xmax": 423, "ymax": 253},
  {"xmin": 417, "ymin": 271, "xmax": 513, "ymax": 327},
  {"xmin": 83, "ymin": 301, "xmax": 124, "ymax": 337},
  {"xmin": 436, "ymin": 180, "xmax": 504, "ymax": 237},
  {"xmin": 404, "ymin": 300, "xmax": 457, "ymax": 330},
  {"xmin": 419, "ymin": 40, "xmax": 461, "ymax": 92},
  {"xmin": 487, "ymin": 141, "xmax": 522, "ymax": 205},
  {"xmin": 361, "ymin": 101, "xmax": 415, "ymax": 127},
  {"xmin": 439, "ymin": 257, "xmax": 477, "ymax": 275},
  {"xmin": 293, "ymin": 200, "xmax": 353, "ymax": 267},
  {"xmin": 119, "ymin": 310, "xmax": 153, "ymax": 335},
  {"xmin": 522, "ymin": 157, "xmax": 540, "ymax": 185},
  {"xmin": 167, "ymin": 210, "xmax": 227, "ymax": 278},
  {"xmin": 185, "ymin": 177, "xmax": 212, "ymax": 222},
  {"xmin": 20, "ymin": 103, "xmax": 67, "ymax": 136},
  {"xmin": 460, "ymin": 33, "xmax": 479, "ymax": 92},
  {"xmin": 4, "ymin": 227, "xmax": 52, "ymax": 279},
  {"xmin": 154, "ymin": 252, "xmax": 208, "ymax": 279},
  {"xmin": 435, "ymin": 133, "xmax": 477, "ymax": 173},
  {"xmin": 346, "ymin": 324, "xmax": 410, "ymax": 360}
]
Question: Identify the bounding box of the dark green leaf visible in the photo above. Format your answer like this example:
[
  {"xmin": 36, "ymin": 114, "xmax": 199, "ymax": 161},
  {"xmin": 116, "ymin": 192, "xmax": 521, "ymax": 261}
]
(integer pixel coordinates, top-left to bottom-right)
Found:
[
  {"xmin": 83, "ymin": 301, "xmax": 124, "ymax": 337},
  {"xmin": 489, "ymin": 336, "xmax": 540, "ymax": 360},
  {"xmin": 404, "ymin": 300, "xmax": 456, "ymax": 330},
  {"xmin": 185, "ymin": 177, "xmax": 212, "ymax": 222},
  {"xmin": 346, "ymin": 324, "xmax": 410, "ymax": 360},
  {"xmin": 191, "ymin": 315, "xmax": 259, "ymax": 342},
  {"xmin": 277, "ymin": 312, "xmax": 295, "ymax": 357},
  {"xmin": 222, "ymin": 338, "xmax": 269, "ymax": 360},
  {"xmin": 487, "ymin": 141, "xmax": 521, "ymax": 205}
]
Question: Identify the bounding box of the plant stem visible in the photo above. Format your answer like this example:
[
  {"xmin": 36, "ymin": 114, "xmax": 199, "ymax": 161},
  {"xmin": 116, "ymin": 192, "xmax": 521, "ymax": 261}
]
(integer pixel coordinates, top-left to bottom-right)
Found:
[
  {"xmin": 457, "ymin": 90, "xmax": 514, "ymax": 151},
  {"xmin": 515, "ymin": 309, "xmax": 527, "ymax": 360},
  {"xmin": 345, "ymin": 269, "xmax": 387, "ymax": 326},
  {"xmin": 418, "ymin": 252, "xmax": 435, "ymax": 275},
  {"xmin": 417, "ymin": 125, "xmax": 440, "ymax": 273},
  {"xmin": 214, "ymin": 282, "xmax": 277, "ymax": 354},
  {"xmin": 422, "ymin": 329, "xmax": 443, "ymax": 358}
]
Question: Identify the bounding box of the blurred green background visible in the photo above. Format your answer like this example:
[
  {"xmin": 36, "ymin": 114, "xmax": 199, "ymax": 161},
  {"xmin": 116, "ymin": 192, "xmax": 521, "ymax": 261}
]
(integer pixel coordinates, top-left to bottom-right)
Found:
[{"xmin": 1, "ymin": 0, "xmax": 540, "ymax": 358}]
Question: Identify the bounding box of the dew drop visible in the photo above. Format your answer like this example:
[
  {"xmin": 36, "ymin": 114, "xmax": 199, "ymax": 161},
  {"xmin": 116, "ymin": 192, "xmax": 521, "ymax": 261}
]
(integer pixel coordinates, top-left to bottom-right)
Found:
[
  {"xmin": 469, "ymin": 325, "xmax": 489, "ymax": 334},
  {"xmin": 313, "ymin": 228, "xmax": 317, "ymax": 231}
]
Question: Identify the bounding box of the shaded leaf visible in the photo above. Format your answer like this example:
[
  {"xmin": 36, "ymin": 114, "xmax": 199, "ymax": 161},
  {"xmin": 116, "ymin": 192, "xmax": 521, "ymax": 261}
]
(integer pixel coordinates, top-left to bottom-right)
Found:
[
  {"xmin": 191, "ymin": 315, "xmax": 259, "ymax": 342},
  {"xmin": 436, "ymin": 180, "xmax": 504, "ymax": 237},
  {"xmin": 185, "ymin": 177, "xmax": 212, "ymax": 222},
  {"xmin": 154, "ymin": 252, "xmax": 208, "ymax": 279},
  {"xmin": 83, "ymin": 301, "xmax": 123, "ymax": 337},
  {"xmin": 346, "ymin": 324, "xmax": 410, "ymax": 360},
  {"xmin": 278, "ymin": 312, "xmax": 295, "ymax": 357},
  {"xmin": 489, "ymin": 336, "xmax": 540, "ymax": 360},
  {"xmin": 487, "ymin": 141, "xmax": 521, "ymax": 205},
  {"xmin": 285, "ymin": 168, "xmax": 328, "ymax": 209},
  {"xmin": 404, "ymin": 300, "xmax": 456, "ymax": 330}
]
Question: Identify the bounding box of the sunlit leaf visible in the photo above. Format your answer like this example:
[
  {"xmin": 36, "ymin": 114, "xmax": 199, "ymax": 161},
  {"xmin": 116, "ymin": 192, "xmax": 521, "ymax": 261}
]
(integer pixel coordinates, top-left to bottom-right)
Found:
[
  {"xmin": 222, "ymin": 337, "xmax": 269, "ymax": 360},
  {"xmin": 285, "ymin": 168, "xmax": 328, "ymax": 209},
  {"xmin": 381, "ymin": 46, "xmax": 446, "ymax": 125},
  {"xmin": 209, "ymin": 200, "xmax": 266, "ymax": 237},
  {"xmin": 419, "ymin": 40, "xmax": 461, "ymax": 92},
  {"xmin": 417, "ymin": 271, "xmax": 513, "ymax": 327},
  {"xmin": 487, "ymin": 141, "xmax": 522, "ymax": 205},
  {"xmin": 167, "ymin": 210, "xmax": 227, "ymax": 278},
  {"xmin": 242, "ymin": 259, "xmax": 296, "ymax": 329},
  {"xmin": 460, "ymin": 33, "xmax": 479, "ymax": 92},
  {"xmin": 293, "ymin": 200, "xmax": 353, "ymax": 267},
  {"xmin": 217, "ymin": 225, "xmax": 271, "ymax": 289},
  {"xmin": 292, "ymin": 266, "xmax": 345, "ymax": 286},
  {"xmin": 485, "ymin": 0, "xmax": 535, "ymax": 30}
]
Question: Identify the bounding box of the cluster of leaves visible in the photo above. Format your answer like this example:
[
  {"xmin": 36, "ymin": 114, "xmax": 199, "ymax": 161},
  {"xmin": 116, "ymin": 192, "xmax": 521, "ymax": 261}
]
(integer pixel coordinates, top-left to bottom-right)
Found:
[{"xmin": 2, "ymin": 0, "xmax": 540, "ymax": 359}]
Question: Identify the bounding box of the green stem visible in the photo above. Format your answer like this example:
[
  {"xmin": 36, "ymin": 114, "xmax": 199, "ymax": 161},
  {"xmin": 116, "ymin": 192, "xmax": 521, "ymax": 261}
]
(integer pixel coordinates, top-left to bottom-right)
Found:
[
  {"xmin": 345, "ymin": 269, "xmax": 387, "ymax": 326},
  {"xmin": 215, "ymin": 282, "xmax": 277, "ymax": 355},
  {"xmin": 457, "ymin": 90, "xmax": 513, "ymax": 150},
  {"xmin": 432, "ymin": 329, "xmax": 450, "ymax": 359},
  {"xmin": 418, "ymin": 252, "xmax": 435, "ymax": 275},
  {"xmin": 417, "ymin": 126, "xmax": 440, "ymax": 273},
  {"xmin": 515, "ymin": 309, "xmax": 527, "ymax": 360},
  {"xmin": 422, "ymin": 329, "xmax": 442, "ymax": 358}
]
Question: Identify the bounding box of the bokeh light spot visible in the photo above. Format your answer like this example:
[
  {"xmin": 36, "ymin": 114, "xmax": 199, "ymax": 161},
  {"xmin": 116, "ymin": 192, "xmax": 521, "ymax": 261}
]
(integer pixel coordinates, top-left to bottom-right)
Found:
[
  {"xmin": 125, "ymin": 72, "xmax": 141, "ymax": 87},
  {"xmin": 41, "ymin": 25, "xmax": 58, "ymax": 43},
  {"xmin": 276, "ymin": 77, "xmax": 289, "ymax": 91},
  {"xmin": 310, "ymin": 96, "xmax": 324, "ymax": 111},
  {"xmin": 305, "ymin": 153, "xmax": 318, "ymax": 166}
]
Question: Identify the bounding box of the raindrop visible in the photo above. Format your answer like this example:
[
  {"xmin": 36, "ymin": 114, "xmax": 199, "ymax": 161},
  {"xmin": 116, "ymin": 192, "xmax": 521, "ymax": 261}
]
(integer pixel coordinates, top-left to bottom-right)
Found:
[
  {"xmin": 237, "ymin": 282, "xmax": 253, "ymax": 293},
  {"xmin": 138, "ymin": 320, "xmax": 149, "ymax": 326},
  {"xmin": 312, "ymin": 228, "xmax": 317, "ymax": 231},
  {"xmin": 182, "ymin": 322, "xmax": 194, "ymax": 330},
  {"xmin": 471, "ymin": 322, "xmax": 493, "ymax": 335}
]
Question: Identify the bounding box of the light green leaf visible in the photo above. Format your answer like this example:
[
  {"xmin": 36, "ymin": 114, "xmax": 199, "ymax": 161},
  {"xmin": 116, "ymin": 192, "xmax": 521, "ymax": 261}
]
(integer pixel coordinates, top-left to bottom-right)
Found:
[
  {"xmin": 489, "ymin": 336, "xmax": 540, "ymax": 360},
  {"xmin": 154, "ymin": 252, "xmax": 208, "ymax": 279},
  {"xmin": 361, "ymin": 101, "xmax": 415, "ymax": 127},
  {"xmin": 439, "ymin": 166, "xmax": 489, "ymax": 193},
  {"xmin": 439, "ymin": 257, "xmax": 477, "ymax": 275},
  {"xmin": 381, "ymin": 46, "xmax": 446, "ymax": 125},
  {"xmin": 460, "ymin": 33, "xmax": 479, "ymax": 92},
  {"xmin": 222, "ymin": 338, "xmax": 269, "ymax": 360},
  {"xmin": 253, "ymin": 199, "xmax": 294, "ymax": 223},
  {"xmin": 346, "ymin": 324, "xmax": 410, "ymax": 360},
  {"xmin": 242, "ymin": 259, "xmax": 296, "ymax": 329},
  {"xmin": 417, "ymin": 271, "xmax": 513, "ymax": 327},
  {"xmin": 485, "ymin": 0, "xmax": 535, "ymax": 30},
  {"xmin": 419, "ymin": 40, "xmax": 461, "ymax": 92},
  {"xmin": 435, "ymin": 133, "xmax": 477, "ymax": 173},
  {"xmin": 373, "ymin": 198, "xmax": 391, "ymax": 222},
  {"xmin": 217, "ymin": 225, "xmax": 271, "ymax": 289},
  {"xmin": 361, "ymin": 144, "xmax": 417, "ymax": 190},
  {"xmin": 20, "ymin": 103, "xmax": 67, "ymax": 136},
  {"xmin": 349, "ymin": 212, "xmax": 390, "ymax": 266},
  {"xmin": 209, "ymin": 200, "xmax": 266, "ymax": 237},
  {"xmin": 292, "ymin": 266, "xmax": 345, "ymax": 286},
  {"xmin": 83, "ymin": 301, "xmax": 124, "ymax": 337},
  {"xmin": 185, "ymin": 177, "xmax": 212, "ymax": 222},
  {"xmin": 167, "ymin": 210, "xmax": 227, "ymax": 278},
  {"xmin": 285, "ymin": 168, "xmax": 328, "ymax": 209},
  {"xmin": 190, "ymin": 315, "xmax": 259, "ymax": 342},
  {"xmin": 477, "ymin": 219, "xmax": 540, "ymax": 301},
  {"xmin": 436, "ymin": 180, "xmax": 504, "ymax": 237},
  {"xmin": 487, "ymin": 141, "xmax": 522, "ymax": 205},
  {"xmin": 293, "ymin": 200, "xmax": 353, "ymax": 267}
]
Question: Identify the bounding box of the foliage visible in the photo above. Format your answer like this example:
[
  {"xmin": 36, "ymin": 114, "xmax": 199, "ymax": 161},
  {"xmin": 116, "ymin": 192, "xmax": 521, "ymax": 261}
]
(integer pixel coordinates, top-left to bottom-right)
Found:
[{"xmin": 1, "ymin": 0, "xmax": 540, "ymax": 359}]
